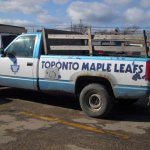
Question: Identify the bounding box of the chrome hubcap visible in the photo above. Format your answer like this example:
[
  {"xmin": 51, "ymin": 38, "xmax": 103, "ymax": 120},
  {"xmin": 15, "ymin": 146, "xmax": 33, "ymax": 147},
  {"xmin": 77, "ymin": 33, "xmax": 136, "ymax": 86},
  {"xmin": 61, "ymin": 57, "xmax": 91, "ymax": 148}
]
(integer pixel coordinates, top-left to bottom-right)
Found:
[{"xmin": 89, "ymin": 94, "xmax": 102, "ymax": 110}]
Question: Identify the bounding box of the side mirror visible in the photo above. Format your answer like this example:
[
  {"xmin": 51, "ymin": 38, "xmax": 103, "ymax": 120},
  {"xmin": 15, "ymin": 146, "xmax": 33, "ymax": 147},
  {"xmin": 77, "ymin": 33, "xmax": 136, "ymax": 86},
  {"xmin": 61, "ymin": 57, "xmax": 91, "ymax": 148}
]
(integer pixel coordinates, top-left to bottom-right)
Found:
[{"xmin": 7, "ymin": 51, "xmax": 16, "ymax": 58}]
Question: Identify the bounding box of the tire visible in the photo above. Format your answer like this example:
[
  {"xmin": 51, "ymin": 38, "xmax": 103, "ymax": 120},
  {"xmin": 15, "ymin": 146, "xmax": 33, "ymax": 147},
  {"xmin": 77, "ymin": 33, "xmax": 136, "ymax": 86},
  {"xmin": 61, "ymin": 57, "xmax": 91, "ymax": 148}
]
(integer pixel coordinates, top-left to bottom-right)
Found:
[
  {"xmin": 79, "ymin": 84, "xmax": 114, "ymax": 118},
  {"xmin": 117, "ymin": 99, "xmax": 138, "ymax": 105}
]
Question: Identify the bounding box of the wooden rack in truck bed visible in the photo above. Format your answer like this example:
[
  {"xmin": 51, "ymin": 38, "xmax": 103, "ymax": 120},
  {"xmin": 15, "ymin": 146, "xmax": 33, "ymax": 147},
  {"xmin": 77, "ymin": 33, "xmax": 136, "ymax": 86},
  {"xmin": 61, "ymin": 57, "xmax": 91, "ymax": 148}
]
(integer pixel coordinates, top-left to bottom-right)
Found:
[{"xmin": 43, "ymin": 28, "xmax": 150, "ymax": 57}]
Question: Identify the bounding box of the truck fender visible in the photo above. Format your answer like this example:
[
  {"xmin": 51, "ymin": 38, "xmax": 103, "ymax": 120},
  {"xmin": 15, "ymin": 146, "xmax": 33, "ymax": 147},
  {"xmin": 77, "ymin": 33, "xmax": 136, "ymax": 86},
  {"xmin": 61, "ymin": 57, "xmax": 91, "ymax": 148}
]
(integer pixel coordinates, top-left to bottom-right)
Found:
[{"xmin": 70, "ymin": 71, "xmax": 117, "ymax": 86}]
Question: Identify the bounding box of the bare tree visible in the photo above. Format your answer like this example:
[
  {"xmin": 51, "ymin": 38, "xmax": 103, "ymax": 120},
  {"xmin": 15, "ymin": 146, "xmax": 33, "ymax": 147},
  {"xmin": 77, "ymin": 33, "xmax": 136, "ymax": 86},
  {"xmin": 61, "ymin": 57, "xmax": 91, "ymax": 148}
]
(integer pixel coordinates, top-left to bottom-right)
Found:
[
  {"xmin": 71, "ymin": 20, "xmax": 89, "ymax": 34},
  {"xmin": 123, "ymin": 26, "xmax": 140, "ymax": 35}
]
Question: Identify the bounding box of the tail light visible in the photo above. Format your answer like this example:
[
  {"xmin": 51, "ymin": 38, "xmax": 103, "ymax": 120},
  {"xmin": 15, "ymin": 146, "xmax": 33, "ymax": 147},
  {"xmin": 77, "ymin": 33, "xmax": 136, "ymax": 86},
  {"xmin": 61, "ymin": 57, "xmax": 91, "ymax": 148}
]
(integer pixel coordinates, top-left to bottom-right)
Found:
[
  {"xmin": 146, "ymin": 61, "xmax": 150, "ymax": 81},
  {"xmin": 97, "ymin": 50, "xmax": 105, "ymax": 55}
]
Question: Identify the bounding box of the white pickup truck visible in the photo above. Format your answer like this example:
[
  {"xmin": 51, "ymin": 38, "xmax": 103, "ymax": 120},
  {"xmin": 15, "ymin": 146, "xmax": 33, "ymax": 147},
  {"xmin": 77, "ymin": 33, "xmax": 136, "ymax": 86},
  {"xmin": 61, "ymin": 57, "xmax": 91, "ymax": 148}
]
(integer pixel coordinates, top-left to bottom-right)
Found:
[{"xmin": 0, "ymin": 28, "xmax": 150, "ymax": 118}]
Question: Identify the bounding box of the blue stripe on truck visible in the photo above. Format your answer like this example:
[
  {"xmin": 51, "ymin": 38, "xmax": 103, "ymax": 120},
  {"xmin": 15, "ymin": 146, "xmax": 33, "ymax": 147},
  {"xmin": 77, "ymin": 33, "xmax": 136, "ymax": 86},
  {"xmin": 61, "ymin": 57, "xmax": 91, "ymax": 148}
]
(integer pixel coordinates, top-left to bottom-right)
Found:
[
  {"xmin": 39, "ymin": 79, "xmax": 74, "ymax": 93},
  {"xmin": 39, "ymin": 79, "xmax": 150, "ymax": 99},
  {"xmin": 113, "ymin": 85, "xmax": 150, "ymax": 98},
  {"xmin": 0, "ymin": 75, "xmax": 149, "ymax": 99},
  {"xmin": 0, "ymin": 75, "xmax": 36, "ymax": 90},
  {"xmin": 41, "ymin": 55, "xmax": 150, "ymax": 62}
]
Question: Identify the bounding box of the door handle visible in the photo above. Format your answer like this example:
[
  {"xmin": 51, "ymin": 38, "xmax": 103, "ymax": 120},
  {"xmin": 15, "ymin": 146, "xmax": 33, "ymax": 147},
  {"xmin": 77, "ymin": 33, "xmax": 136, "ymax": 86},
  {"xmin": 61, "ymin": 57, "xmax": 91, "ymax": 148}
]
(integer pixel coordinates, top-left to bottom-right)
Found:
[{"xmin": 27, "ymin": 62, "xmax": 33, "ymax": 66}]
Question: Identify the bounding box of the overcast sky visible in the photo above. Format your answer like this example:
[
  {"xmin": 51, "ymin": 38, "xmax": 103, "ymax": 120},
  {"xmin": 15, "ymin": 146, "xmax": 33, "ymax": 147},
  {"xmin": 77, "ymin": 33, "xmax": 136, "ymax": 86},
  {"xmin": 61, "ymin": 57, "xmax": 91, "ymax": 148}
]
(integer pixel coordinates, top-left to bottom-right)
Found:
[{"xmin": 0, "ymin": 0, "xmax": 150, "ymax": 28}]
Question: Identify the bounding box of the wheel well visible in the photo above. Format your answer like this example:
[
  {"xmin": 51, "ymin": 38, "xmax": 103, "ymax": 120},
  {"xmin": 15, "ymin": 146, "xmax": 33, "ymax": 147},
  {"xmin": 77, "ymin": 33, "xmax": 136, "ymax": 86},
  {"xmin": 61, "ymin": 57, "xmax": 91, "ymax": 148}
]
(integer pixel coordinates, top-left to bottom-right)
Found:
[{"xmin": 75, "ymin": 76, "xmax": 114, "ymax": 97}]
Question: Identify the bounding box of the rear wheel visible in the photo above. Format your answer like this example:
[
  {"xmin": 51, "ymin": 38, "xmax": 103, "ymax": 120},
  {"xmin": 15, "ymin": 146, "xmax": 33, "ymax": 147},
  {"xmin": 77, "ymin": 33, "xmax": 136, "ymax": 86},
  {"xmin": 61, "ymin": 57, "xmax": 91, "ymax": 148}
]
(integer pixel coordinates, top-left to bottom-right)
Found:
[{"xmin": 79, "ymin": 84, "xmax": 114, "ymax": 118}]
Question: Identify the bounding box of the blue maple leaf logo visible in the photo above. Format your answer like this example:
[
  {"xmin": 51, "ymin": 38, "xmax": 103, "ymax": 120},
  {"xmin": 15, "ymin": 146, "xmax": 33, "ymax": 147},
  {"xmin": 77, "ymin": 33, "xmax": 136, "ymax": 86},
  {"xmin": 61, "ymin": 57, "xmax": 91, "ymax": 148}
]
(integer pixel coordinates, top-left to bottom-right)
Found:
[{"xmin": 11, "ymin": 64, "xmax": 20, "ymax": 73}]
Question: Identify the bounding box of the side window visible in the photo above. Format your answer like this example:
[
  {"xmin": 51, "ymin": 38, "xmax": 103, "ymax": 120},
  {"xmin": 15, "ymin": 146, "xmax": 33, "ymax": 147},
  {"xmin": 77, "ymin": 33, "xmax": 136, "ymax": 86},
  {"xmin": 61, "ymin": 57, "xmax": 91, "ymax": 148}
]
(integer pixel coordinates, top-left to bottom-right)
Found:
[{"xmin": 5, "ymin": 35, "xmax": 36, "ymax": 58}]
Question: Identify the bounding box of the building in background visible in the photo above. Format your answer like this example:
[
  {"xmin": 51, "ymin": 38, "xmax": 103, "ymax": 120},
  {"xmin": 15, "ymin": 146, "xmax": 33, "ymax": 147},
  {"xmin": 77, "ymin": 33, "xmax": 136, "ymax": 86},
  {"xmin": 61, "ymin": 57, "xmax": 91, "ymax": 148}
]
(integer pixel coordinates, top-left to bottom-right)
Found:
[{"xmin": 0, "ymin": 24, "xmax": 27, "ymax": 49}]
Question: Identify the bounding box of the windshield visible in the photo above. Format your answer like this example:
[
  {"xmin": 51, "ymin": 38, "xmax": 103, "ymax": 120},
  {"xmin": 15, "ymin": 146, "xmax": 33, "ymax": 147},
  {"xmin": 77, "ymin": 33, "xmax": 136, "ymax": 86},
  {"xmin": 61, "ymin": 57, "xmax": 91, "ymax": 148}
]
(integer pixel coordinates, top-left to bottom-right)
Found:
[{"xmin": 5, "ymin": 35, "xmax": 36, "ymax": 58}]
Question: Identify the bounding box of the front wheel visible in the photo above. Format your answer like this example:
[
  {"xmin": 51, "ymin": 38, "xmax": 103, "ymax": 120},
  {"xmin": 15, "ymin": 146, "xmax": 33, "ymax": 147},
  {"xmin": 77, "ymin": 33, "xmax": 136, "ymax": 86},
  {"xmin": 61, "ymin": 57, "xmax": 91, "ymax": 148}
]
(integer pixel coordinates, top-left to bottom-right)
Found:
[{"xmin": 79, "ymin": 84, "xmax": 114, "ymax": 118}]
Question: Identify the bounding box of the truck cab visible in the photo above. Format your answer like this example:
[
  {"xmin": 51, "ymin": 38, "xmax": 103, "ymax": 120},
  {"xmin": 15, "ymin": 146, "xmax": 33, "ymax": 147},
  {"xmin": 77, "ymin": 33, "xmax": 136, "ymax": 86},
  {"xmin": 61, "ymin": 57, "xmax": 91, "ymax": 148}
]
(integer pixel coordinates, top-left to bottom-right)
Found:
[{"xmin": 0, "ymin": 33, "xmax": 42, "ymax": 90}]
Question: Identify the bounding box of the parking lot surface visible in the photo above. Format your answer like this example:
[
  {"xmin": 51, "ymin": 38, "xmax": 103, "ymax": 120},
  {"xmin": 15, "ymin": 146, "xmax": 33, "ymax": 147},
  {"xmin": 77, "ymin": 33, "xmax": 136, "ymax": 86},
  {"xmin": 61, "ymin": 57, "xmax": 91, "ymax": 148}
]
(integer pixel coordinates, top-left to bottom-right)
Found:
[{"xmin": 0, "ymin": 87, "xmax": 150, "ymax": 150}]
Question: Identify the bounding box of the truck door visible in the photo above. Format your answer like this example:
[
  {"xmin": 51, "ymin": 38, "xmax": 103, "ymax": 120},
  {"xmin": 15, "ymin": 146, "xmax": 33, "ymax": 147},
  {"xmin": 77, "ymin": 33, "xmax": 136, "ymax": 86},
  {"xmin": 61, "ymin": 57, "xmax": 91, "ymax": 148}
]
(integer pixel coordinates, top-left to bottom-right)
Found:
[{"xmin": 0, "ymin": 35, "xmax": 37, "ymax": 90}]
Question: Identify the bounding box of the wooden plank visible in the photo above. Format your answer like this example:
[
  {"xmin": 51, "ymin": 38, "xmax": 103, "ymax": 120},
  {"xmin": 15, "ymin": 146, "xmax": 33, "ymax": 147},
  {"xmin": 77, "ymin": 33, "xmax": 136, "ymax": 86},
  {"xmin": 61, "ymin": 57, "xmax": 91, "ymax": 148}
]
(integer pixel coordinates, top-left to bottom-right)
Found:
[
  {"xmin": 42, "ymin": 28, "xmax": 48, "ymax": 55},
  {"xmin": 50, "ymin": 45, "xmax": 145, "ymax": 52},
  {"xmin": 47, "ymin": 32, "xmax": 150, "ymax": 42},
  {"xmin": 88, "ymin": 28, "xmax": 93, "ymax": 55},
  {"xmin": 48, "ymin": 34, "xmax": 89, "ymax": 39},
  {"xmin": 94, "ymin": 34, "xmax": 145, "ymax": 41},
  {"xmin": 143, "ymin": 30, "xmax": 149, "ymax": 57},
  {"xmin": 94, "ymin": 46, "xmax": 145, "ymax": 52},
  {"xmin": 50, "ymin": 46, "xmax": 89, "ymax": 51}
]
